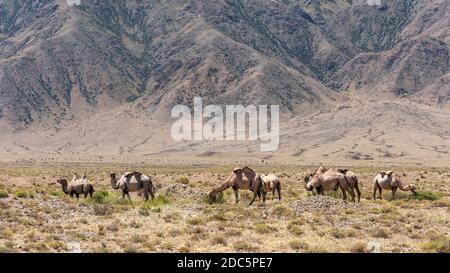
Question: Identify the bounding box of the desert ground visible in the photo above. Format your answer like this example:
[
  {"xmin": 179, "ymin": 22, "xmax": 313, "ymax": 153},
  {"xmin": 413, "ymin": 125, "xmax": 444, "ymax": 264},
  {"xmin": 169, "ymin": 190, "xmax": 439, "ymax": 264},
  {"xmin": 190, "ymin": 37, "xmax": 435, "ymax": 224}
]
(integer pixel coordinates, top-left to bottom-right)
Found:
[{"xmin": 0, "ymin": 163, "xmax": 449, "ymax": 253}]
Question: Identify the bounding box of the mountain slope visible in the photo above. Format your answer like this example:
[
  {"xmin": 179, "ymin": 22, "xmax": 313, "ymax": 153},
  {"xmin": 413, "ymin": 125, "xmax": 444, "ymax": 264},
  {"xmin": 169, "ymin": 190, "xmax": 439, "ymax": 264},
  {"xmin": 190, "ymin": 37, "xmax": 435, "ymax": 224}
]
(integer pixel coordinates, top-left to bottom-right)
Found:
[{"xmin": 0, "ymin": 0, "xmax": 449, "ymax": 165}]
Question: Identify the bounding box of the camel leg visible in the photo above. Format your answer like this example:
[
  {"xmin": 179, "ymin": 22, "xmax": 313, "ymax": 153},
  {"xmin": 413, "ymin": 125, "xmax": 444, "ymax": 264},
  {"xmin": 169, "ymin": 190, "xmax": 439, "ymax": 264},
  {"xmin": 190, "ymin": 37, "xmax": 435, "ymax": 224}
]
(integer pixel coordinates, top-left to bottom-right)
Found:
[
  {"xmin": 149, "ymin": 187, "xmax": 155, "ymax": 200},
  {"xmin": 84, "ymin": 193, "xmax": 88, "ymax": 198},
  {"xmin": 249, "ymin": 191, "xmax": 258, "ymax": 206},
  {"xmin": 355, "ymin": 181, "xmax": 361, "ymax": 202},
  {"xmin": 349, "ymin": 187, "xmax": 356, "ymax": 202},
  {"xmin": 378, "ymin": 186, "xmax": 383, "ymax": 200},
  {"xmin": 143, "ymin": 190, "xmax": 149, "ymax": 201},
  {"xmin": 232, "ymin": 186, "xmax": 239, "ymax": 204},
  {"xmin": 373, "ymin": 183, "xmax": 378, "ymax": 200},
  {"xmin": 277, "ymin": 183, "xmax": 282, "ymax": 202},
  {"xmin": 75, "ymin": 193, "xmax": 80, "ymax": 200},
  {"xmin": 340, "ymin": 185, "xmax": 347, "ymax": 200},
  {"xmin": 391, "ymin": 187, "xmax": 397, "ymax": 200},
  {"xmin": 316, "ymin": 186, "xmax": 324, "ymax": 195}
]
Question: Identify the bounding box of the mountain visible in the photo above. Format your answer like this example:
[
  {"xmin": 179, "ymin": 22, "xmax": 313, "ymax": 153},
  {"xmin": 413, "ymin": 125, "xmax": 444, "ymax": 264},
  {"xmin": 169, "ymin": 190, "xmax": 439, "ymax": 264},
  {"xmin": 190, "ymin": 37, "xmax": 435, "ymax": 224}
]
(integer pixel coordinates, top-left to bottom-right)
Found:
[{"xmin": 0, "ymin": 0, "xmax": 449, "ymax": 165}]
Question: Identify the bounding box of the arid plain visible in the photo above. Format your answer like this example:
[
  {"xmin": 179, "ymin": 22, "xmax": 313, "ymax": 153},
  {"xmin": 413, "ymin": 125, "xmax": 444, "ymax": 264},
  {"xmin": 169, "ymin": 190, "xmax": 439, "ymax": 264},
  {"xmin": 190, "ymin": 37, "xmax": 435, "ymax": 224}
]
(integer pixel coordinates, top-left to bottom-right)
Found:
[{"xmin": 0, "ymin": 163, "xmax": 448, "ymax": 253}]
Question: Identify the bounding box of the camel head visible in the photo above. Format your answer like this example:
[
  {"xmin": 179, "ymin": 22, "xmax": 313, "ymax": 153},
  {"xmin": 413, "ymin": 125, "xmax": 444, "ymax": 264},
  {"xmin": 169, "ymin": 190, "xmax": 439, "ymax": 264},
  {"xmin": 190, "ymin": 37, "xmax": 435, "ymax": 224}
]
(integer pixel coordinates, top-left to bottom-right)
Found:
[
  {"xmin": 109, "ymin": 172, "xmax": 120, "ymax": 189},
  {"xmin": 233, "ymin": 167, "xmax": 243, "ymax": 175},
  {"xmin": 408, "ymin": 184, "xmax": 417, "ymax": 194},
  {"xmin": 208, "ymin": 189, "xmax": 217, "ymax": 202},
  {"xmin": 56, "ymin": 178, "xmax": 69, "ymax": 194},
  {"xmin": 304, "ymin": 173, "xmax": 315, "ymax": 191}
]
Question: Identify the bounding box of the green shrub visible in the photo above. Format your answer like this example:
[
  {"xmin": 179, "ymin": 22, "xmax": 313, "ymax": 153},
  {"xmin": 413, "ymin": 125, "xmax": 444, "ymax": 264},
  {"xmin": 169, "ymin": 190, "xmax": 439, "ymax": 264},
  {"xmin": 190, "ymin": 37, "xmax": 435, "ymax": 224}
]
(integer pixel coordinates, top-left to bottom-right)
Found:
[
  {"xmin": 287, "ymin": 225, "xmax": 304, "ymax": 236},
  {"xmin": 13, "ymin": 189, "xmax": 34, "ymax": 199},
  {"xmin": 187, "ymin": 216, "xmax": 203, "ymax": 225},
  {"xmin": 91, "ymin": 191, "xmax": 110, "ymax": 204},
  {"xmin": 371, "ymin": 228, "xmax": 389, "ymax": 238},
  {"xmin": 272, "ymin": 205, "xmax": 292, "ymax": 217},
  {"xmin": 289, "ymin": 240, "xmax": 309, "ymax": 251},
  {"xmin": 408, "ymin": 191, "xmax": 440, "ymax": 201},
  {"xmin": 254, "ymin": 224, "xmax": 271, "ymax": 234},
  {"xmin": 204, "ymin": 192, "xmax": 225, "ymax": 204},
  {"xmin": 0, "ymin": 190, "xmax": 8, "ymax": 198},
  {"xmin": 176, "ymin": 177, "xmax": 190, "ymax": 185},
  {"xmin": 233, "ymin": 241, "xmax": 256, "ymax": 251},
  {"xmin": 350, "ymin": 242, "xmax": 368, "ymax": 253},
  {"xmin": 421, "ymin": 236, "xmax": 450, "ymax": 253},
  {"xmin": 142, "ymin": 194, "xmax": 170, "ymax": 208},
  {"xmin": 93, "ymin": 204, "xmax": 112, "ymax": 216}
]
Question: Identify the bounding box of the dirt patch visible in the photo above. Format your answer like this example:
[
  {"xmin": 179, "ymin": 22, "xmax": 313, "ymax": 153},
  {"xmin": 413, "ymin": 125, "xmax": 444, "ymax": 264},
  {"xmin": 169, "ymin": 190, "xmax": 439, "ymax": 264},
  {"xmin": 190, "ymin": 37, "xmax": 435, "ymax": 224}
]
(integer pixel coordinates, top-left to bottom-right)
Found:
[
  {"xmin": 291, "ymin": 195, "xmax": 361, "ymax": 214},
  {"xmin": 162, "ymin": 184, "xmax": 205, "ymax": 199}
]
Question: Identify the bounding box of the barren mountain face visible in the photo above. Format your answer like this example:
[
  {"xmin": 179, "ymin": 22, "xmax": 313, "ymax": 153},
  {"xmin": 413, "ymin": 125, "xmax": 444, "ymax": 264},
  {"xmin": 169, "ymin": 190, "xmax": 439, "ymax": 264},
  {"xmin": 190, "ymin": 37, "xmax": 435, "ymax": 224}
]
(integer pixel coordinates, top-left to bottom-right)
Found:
[{"xmin": 0, "ymin": 0, "xmax": 449, "ymax": 165}]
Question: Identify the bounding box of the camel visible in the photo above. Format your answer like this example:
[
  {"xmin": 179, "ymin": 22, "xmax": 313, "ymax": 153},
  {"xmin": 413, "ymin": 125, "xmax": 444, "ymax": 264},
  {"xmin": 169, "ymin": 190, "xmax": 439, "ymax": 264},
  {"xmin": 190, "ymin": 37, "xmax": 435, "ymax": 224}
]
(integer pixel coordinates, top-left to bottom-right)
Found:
[
  {"xmin": 110, "ymin": 171, "xmax": 155, "ymax": 201},
  {"xmin": 208, "ymin": 166, "xmax": 263, "ymax": 206},
  {"xmin": 57, "ymin": 173, "xmax": 94, "ymax": 199},
  {"xmin": 338, "ymin": 169, "xmax": 361, "ymax": 202},
  {"xmin": 373, "ymin": 170, "xmax": 417, "ymax": 200},
  {"xmin": 304, "ymin": 166, "xmax": 357, "ymax": 202},
  {"xmin": 256, "ymin": 174, "xmax": 281, "ymax": 202}
]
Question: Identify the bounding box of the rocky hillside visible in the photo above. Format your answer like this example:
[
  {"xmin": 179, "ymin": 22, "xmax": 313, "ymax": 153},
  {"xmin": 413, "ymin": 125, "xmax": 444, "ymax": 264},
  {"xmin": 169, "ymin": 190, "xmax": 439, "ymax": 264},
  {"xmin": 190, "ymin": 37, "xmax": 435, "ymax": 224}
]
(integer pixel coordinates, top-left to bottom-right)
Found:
[{"xmin": 0, "ymin": 0, "xmax": 449, "ymax": 164}]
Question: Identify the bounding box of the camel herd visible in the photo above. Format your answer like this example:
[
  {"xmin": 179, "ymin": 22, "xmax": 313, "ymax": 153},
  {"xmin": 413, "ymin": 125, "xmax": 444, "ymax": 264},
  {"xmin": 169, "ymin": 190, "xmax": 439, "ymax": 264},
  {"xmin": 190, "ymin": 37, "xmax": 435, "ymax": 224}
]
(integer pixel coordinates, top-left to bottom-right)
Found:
[{"xmin": 56, "ymin": 166, "xmax": 418, "ymax": 205}]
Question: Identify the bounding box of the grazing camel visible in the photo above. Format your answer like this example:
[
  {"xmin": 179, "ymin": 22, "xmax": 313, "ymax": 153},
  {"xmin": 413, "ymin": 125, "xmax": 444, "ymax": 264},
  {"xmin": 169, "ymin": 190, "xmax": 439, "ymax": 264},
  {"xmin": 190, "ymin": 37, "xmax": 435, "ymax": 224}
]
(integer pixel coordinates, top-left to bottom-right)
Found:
[
  {"xmin": 338, "ymin": 169, "xmax": 361, "ymax": 202},
  {"xmin": 57, "ymin": 173, "xmax": 94, "ymax": 199},
  {"xmin": 110, "ymin": 171, "xmax": 155, "ymax": 201},
  {"xmin": 373, "ymin": 171, "xmax": 416, "ymax": 200},
  {"xmin": 304, "ymin": 166, "xmax": 357, "ymax": 201},
  {"xmin": 208, "ymin": 166, "xmax": 263, "ymax": 206},
  {"xmin": 256, "ymin": 174, "xmax": 281, "ymax": 202}
]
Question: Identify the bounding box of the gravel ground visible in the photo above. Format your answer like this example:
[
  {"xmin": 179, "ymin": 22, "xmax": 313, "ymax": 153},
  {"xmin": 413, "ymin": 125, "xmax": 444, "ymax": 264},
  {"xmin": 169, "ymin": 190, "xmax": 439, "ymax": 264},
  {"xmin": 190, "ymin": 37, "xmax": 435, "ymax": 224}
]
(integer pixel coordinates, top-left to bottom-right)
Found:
[{"xmin": 291, "ymin": 195, "xmax": 361, "ymax": 214}]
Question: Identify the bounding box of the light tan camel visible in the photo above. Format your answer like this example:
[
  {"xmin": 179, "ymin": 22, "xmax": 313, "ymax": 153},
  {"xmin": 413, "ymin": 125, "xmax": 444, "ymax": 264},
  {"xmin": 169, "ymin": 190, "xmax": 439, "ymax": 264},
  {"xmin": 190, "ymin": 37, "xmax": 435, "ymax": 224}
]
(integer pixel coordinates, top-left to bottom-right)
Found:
[
  {"xmin": 208, "ymin": 166, "xmax": 263, "ymax": 206},
  {"xmin": 57, "ymin": 173, "xmax": 94, "ymax": 199},
  {"xmin": 255, "ymin": 174, "xmax": 281, "ymax": 202},
  {"xmin": 338, "ymin": 169, "xmax": 361, "ymax": 202},
  {"xmin": 373, "ymin": 171, "xmax": 416, "ymax": 200},
  {"xmin": 110, "ymin": 171, "xmax": 155, "ymax": 201},
  {"xmin": 304, "ymin": 166, "xmax": 357, "ymax": 201}
]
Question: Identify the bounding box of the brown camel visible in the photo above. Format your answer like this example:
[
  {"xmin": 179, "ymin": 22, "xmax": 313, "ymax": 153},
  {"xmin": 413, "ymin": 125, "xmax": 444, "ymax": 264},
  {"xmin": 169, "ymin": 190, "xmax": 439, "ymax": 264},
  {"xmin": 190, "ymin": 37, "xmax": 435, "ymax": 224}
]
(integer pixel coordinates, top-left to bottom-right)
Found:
[
  {"xmin": 208, "ymin": 166, "xmax": 263, "ymax": 206},
  {"xmin": 304, "ymin": 166, "xmax": 357, "ymax": 202},
  {"xmin": 338, "ymin": 169, "xmax": 361, "ymax": 202}
]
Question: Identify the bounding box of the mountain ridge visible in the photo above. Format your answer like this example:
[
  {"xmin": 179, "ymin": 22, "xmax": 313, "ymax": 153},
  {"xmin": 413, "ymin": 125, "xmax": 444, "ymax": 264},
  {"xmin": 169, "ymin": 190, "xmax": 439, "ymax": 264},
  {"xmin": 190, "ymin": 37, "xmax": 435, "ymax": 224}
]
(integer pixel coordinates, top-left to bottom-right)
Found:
[{"xmin": 0, "ymin": 0, "xmax": 449, "ymax": 165}]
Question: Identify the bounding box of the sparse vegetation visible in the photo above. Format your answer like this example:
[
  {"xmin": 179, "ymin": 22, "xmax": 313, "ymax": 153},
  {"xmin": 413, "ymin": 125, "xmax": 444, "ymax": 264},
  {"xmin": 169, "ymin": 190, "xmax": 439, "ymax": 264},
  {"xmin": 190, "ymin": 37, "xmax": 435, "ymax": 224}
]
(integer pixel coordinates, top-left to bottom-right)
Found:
[
  {"xmin": 176, "ymin": 177, "xmax": 190, "ymax": 185},
  {"xmin": 421, "ymin": 236, "xmax": 450, "ymax": 253},
  {"xmin": 0, "ymin": 190, "xmax": 8, "ymax": 198},
  {"xmin": 0, "ymin": 164, "xmax": 448, "ymax": 253},
  {"xmin": 13, "ymin": 188, "xmax": 34, "ymax": 198},
  {"xmin": 408, "ymin": 191, "xmax": 440, "ymax": 201}
]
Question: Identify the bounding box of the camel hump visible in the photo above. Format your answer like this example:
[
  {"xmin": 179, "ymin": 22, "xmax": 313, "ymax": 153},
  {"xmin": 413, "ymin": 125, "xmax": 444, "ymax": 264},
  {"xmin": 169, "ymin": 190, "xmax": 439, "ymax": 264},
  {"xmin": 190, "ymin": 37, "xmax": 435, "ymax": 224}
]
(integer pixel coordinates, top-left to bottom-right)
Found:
[
  {"xmin": 386, "ymin": 170, "xmax": 394, "ymax": 176},
  {"xmin": 233, "ymin": 167, "xmax": 242, "ymax": 173},
  {"xmin": 124, "ymin": 172, "xmax": 133, "ymax": 177},
  {"xmin": 338, "ymin": 169, "xmax": 349, "ymax": 175}
]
